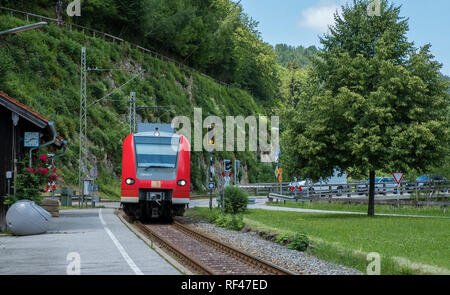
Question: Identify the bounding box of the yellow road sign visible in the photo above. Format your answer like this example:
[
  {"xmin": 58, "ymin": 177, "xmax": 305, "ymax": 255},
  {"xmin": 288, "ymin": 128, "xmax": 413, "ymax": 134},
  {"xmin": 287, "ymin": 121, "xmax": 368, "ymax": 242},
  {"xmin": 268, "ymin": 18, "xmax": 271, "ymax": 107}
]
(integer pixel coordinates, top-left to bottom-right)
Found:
[{"xmin": 276, "ymin": 168, "xmax": 283, "ymax": 182}]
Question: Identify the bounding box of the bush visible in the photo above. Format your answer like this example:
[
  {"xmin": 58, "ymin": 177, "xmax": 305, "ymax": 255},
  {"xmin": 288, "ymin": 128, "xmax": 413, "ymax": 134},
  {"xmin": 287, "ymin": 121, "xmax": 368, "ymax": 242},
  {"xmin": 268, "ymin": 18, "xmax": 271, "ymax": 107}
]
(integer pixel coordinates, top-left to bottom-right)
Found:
[
  {"xmin": 219, "ymin": 186, "xmax": 249, "ymax": 214},
  {"xmin": 214, "ymin": 214, "xmax": 245, "ymax": 231},
  {"xmin": 275, "ymin": 232, "xmax": 310, "ymax": 251},
  {"xmin": 287, "ymin": 233, "xmax": 309, "ymax": 251},
  {"xmin": 4, "ymin": 155, "xmax": 59, "ymax": 206},
  {"xmin": 275, "ymin": 233, "xmax": 292, "ymax": 245}
]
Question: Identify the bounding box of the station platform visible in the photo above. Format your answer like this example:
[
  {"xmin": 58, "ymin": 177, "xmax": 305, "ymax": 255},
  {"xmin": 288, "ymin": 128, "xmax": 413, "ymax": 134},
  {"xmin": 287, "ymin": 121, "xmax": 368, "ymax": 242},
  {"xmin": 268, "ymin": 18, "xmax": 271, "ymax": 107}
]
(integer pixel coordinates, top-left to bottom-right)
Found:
[{"xmin": 0, "ymin": 208, "xmax": 180, "ymax": 275}]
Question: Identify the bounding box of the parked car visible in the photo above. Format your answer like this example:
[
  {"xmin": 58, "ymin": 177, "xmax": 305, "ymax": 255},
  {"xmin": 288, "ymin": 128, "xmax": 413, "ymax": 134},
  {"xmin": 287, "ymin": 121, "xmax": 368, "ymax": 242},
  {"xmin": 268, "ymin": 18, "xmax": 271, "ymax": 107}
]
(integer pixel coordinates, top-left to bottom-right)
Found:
[
  {"xmin": 356, "ymin": 177, "xmax": 398, "ymax": 195},
  {"xmin": 288, "ymin": 170, "xmax": 347, "ymax": 197},
  {"xmin": 416, "ymin": 175, "xmax": 448, "ymax": 187},
  {"xmin": 416, "ymin": 175, "xmax": 449, "ymax": 192}
]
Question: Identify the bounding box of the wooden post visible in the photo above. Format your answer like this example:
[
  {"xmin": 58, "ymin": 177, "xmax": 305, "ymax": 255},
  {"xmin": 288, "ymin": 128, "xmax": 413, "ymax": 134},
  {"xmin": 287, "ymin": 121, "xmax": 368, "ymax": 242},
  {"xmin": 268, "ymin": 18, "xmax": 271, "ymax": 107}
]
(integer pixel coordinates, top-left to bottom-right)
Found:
[{"xmin": 415, "ymin": 182, "xmax": 419, "ymax": 202}]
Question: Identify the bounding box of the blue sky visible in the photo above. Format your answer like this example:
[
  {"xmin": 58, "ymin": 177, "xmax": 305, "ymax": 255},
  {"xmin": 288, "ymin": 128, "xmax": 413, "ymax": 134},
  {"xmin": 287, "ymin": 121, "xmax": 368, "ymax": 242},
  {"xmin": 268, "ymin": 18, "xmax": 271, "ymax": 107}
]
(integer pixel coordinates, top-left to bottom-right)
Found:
[{"xmin": 239, "ymin": 0, "xmax": 450, "ymax": 76}]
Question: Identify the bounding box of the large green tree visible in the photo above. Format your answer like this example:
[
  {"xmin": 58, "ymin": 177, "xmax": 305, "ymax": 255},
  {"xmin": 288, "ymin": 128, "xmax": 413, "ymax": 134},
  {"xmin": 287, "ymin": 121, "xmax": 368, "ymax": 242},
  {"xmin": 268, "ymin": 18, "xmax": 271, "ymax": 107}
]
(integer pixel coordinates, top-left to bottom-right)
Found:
[{"xmin": 281, "ymin": 0, "xmax": 449, "ymax": 216}]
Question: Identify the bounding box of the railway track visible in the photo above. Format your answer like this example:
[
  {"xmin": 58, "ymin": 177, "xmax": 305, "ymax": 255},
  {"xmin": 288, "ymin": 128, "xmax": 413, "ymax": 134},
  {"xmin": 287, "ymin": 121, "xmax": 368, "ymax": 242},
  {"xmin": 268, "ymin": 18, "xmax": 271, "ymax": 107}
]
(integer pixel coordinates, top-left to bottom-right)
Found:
[{"xmin": 134, "ymin": 220, "xmax": 295, "ymax": 275}]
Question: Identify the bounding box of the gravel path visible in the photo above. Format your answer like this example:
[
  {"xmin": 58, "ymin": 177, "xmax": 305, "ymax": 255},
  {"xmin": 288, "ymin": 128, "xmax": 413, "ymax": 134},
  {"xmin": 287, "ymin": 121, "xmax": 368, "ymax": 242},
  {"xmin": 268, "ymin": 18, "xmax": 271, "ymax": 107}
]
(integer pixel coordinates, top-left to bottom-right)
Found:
[{"xmin": 180, "ymin": 218, "xmax": 363, "ymax": 275}]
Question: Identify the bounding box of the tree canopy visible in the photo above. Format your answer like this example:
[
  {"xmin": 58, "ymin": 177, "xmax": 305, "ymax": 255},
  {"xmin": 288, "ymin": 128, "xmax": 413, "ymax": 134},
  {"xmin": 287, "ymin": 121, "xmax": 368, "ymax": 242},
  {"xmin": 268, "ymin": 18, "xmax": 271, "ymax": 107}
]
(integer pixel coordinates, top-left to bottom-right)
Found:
[
  {"xmin": 0, "ymin": 0, "xmax": 280, "ymax": 101},
  {"xmin": 280, "ymin": 0, "xmax": 449, "ymax": 215},
  {"xmin": 274, "ymin": 44, "xmax": 318, "ymax": 69}
]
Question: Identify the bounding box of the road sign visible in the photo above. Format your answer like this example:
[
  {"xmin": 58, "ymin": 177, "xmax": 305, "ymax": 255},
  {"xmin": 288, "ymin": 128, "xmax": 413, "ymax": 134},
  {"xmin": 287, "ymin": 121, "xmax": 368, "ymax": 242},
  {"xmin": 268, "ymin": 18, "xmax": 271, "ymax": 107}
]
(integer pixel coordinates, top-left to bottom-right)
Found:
[
  {"xmin": 90, "ymin": 167, "xmax": 98, "ymax": 178},
  {"xmin": 90, "ymin": 184, "xmax": 98, "ymax": 192},
  {"xmin": 392, "ymin": 172, "xmax": 404, "ymax": 184},
  {"xmin": 208, "ymin": 181, "xmax": 216, "ymax": 190},
  {"xmin": 275, "ymin": 167, "xmax": 283, "ymax": 182},
  {"xmin": 224, "ymin": 159, "xmax": 232, "ymax": 172}
]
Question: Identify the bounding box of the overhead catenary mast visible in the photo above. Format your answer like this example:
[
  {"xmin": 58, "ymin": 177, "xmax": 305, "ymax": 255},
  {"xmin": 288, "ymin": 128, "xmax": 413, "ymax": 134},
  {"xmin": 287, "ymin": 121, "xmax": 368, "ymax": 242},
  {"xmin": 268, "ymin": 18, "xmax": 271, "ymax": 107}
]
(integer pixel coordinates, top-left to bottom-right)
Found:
[
  {"xmin": 129, "ymin": 92, "xmax": 136, "ymax": 134},
  {"xmin": 78, "ymin": 48, "xmax": 143, "ymax": 206},
  {"xmin": 78, "ymin": 47, "xmax": 88, "ymax": 205}
]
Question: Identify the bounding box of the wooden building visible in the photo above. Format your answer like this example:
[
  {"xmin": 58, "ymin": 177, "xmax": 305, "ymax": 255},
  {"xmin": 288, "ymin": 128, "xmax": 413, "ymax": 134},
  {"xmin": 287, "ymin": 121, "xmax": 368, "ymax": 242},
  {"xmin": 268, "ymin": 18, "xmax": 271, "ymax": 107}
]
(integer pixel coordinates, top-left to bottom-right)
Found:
[{"xmin": 0, "ymin": 91, "xmax": 63, "ymax": 231}]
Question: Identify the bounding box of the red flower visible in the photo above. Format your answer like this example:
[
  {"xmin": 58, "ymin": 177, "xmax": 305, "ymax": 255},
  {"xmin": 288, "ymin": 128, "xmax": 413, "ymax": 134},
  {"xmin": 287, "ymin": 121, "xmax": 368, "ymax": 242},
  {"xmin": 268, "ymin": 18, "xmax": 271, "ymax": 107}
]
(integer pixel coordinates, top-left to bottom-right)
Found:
[{"xmin": 39, "ymin": 154, "xmax": 47, "ymax": 162}]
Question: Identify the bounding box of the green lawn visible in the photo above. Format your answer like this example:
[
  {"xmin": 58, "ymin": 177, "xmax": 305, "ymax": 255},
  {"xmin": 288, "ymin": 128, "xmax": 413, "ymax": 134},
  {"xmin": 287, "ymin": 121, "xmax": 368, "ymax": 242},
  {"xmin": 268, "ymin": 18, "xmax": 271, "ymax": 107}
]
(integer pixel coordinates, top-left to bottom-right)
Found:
[
  {"xmin": 186, "ymin": 207, "xmax": 450, "ymax": 274},
  {"xmin": 267, "ymin": 201, "xmax": 450, "ymax": 217}
]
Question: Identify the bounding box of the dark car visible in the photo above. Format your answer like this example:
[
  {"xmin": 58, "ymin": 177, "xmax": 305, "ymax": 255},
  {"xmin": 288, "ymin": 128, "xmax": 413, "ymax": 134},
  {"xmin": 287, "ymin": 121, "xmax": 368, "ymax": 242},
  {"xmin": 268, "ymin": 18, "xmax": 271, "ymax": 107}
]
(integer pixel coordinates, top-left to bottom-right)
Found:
[
  {"xmin": 416, "ymin": 175, "xmax": 449, "ymax": 192},
  {"xmin": 416, "ymin": 175, "xmax": 448, "ymax": 186},
  {"xmin": 356, "ymin": 177, "xmax": 399, "ymax": 195}
]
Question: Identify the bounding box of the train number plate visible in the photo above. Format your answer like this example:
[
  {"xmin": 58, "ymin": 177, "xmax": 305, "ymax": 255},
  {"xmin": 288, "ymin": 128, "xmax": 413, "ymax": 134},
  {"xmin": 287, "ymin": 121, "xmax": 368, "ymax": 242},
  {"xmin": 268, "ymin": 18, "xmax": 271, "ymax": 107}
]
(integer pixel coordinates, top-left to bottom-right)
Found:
[{"xmin": 151, "ymin": 181, "xmax": 161, "ymax": 188}]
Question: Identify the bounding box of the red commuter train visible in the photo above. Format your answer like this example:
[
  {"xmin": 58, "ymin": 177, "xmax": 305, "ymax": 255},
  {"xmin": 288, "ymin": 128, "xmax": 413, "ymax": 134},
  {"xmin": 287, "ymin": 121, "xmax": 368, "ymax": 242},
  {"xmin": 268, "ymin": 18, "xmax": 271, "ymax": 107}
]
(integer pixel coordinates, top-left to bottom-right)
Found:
[{"xmin": 121, "ymin": 124, "xmax": 190, "ymax": 220}]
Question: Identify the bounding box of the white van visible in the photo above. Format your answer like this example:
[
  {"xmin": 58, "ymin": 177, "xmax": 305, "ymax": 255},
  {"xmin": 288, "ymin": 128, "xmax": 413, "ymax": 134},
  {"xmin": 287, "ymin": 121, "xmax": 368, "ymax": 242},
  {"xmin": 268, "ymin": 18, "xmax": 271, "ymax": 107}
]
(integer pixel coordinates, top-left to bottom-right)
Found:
[{"xmin": 309, "ymin": 169, "xmax": 347, "ymax": 196}]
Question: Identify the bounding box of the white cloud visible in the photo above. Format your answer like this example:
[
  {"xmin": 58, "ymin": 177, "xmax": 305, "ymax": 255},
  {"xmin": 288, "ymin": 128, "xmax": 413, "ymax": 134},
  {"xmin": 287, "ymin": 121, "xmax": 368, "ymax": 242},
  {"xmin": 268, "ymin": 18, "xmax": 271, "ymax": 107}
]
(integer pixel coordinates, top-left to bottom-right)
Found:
[{"xmin": 298, "ymin": 2, "xmax": 341, "ymax": 33}]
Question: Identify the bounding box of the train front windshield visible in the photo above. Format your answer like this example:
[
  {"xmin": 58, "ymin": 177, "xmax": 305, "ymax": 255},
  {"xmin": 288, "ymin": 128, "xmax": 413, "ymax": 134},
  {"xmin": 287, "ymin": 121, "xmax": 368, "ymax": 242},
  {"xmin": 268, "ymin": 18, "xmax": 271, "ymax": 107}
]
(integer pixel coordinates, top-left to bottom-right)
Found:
[{"xmin": 135, "ymin": 136, "xmax": 179, "ymax": 169}]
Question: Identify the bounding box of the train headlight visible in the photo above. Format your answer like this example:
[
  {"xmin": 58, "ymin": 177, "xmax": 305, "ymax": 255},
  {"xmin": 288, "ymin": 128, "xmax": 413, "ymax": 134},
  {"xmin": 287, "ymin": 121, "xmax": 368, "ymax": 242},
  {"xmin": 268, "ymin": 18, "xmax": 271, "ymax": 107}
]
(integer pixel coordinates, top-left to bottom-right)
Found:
[
  {"xmin": 177, "ymin": 179, "xmax": 187, "ymax": 187},
  {"xmin": 125, "ymin": 178, "xmax": 135, "ymax": 185}
]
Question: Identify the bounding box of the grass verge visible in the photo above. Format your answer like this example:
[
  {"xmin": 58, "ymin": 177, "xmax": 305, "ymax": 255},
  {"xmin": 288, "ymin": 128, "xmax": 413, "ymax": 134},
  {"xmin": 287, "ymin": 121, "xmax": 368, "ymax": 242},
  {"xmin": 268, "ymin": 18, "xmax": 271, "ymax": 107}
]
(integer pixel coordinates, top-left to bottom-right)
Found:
[
  {"xmin": 267, "ymin": 201, "xmax": 450, "ymax": 217},
  {"xmin": 186, "ymin": 207, "xmax": 450, "ymax": 275}
]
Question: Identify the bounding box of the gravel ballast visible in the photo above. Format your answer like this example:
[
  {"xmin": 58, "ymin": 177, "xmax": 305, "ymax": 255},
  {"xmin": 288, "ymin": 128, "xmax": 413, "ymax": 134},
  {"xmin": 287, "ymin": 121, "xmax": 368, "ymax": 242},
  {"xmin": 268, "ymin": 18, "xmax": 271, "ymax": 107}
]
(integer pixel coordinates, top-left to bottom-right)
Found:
[{"xmin": 181, "ymin": 218, "xmax": 363, "ymax": 275}]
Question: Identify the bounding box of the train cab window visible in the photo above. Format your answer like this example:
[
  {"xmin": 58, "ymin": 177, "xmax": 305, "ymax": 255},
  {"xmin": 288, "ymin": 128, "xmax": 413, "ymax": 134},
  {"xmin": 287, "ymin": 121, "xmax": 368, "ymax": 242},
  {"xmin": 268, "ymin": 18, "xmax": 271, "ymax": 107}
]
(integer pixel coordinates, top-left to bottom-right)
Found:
[{"xmin": 134, "ymin": 136, "xmax": 180, "ymax": 169}]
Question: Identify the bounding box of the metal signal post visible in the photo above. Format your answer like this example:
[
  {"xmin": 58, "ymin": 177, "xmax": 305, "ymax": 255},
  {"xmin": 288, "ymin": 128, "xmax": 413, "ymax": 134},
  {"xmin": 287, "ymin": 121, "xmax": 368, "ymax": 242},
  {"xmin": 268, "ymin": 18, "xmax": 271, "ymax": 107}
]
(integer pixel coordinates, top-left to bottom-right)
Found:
[{"xmin": 209, "ymin": 152, "xmax": 214, "ymax": 211}]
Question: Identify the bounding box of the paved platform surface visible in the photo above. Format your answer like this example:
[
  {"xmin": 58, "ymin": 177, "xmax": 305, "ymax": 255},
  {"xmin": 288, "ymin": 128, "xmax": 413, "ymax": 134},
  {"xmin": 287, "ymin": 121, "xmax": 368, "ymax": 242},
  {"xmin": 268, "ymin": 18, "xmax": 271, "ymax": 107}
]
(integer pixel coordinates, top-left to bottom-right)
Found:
[{"xmin": 0, "ymin": 208, "xmax": 180, "ymax": 275}]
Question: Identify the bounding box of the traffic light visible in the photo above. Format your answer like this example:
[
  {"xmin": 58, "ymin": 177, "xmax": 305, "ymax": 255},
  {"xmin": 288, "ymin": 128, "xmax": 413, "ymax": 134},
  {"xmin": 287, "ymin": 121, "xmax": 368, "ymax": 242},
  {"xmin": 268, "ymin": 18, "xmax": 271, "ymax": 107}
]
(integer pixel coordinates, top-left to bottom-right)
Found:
[
  {"xmin": 207, "ymin": 124, "xmax": 215, "ymax": 146},
  {"xmin": 224, "ymin": 159, "xmax": 232, "ymax": 172}
]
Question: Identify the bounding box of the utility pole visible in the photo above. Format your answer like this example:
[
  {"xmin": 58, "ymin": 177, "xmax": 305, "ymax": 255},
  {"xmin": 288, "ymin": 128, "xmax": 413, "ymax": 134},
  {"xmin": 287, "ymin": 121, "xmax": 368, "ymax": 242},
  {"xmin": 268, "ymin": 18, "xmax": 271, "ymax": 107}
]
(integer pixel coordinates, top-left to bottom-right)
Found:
[
  {"xmin": 129, "ymin": 92, "xmax": 136, "ymax": 134},
  {"xmin": 78, "ymin": 47, "xmax": 87, "ymax": 207}
]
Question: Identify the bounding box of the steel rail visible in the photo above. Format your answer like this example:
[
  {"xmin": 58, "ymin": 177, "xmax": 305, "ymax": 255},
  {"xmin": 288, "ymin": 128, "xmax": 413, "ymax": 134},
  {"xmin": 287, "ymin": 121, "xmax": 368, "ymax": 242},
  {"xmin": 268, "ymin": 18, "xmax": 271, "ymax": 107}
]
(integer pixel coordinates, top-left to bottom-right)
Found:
[
  {"xmin": 135, "ymin": 221, "xmax": 214, "ymax": 275},
  {"xmin": 135, "ymin": 220, "xmax": 295, "ymax": 275},
  {"xmin": 172, "ymin": 221, "xmax": 295, "ymax": 275}
]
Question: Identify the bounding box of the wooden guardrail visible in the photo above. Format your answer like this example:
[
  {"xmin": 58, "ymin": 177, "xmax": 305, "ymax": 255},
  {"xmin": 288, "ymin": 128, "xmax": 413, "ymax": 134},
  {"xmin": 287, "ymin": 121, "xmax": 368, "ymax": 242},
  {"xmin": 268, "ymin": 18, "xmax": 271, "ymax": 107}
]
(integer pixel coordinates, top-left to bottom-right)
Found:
[{"xmin": 0, "ymin": 6, "xmax": 229, "ymax": 87}]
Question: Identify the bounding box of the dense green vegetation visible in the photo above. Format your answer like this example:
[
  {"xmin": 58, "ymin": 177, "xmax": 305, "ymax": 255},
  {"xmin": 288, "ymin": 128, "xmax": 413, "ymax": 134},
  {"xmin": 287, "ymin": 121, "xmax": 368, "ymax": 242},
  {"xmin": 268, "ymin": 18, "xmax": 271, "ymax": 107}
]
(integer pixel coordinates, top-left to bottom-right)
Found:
[
  {"xmin": 274, "ymin": 44, "xmax": 318, "ymax": 69},
  {"xmin": 187, "ymin": 207, "xmax": 450, "ymax": 274},
  {"xmin": 280, "ymin": 0, "xmax": 450, "ymax": 215},
  {"xmin": 0, "ymin": 0, "xmax": 280, "ymax": 102},
  {"xmin": 0, "ymin": 13, "xmax": 272, "ymax": 198},
  {"xmin": 217, "ymin": 186, "xmax": 249, "ymax": 214}
]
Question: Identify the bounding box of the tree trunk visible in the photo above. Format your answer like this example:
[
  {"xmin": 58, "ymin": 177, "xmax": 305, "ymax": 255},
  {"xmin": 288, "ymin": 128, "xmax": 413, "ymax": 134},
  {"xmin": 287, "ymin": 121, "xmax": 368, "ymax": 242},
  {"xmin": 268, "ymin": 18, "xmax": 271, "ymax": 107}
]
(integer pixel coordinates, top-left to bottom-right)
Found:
[{"xmin": 368, "ymin": 170, "xmax": 375, "ymax": 216}]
